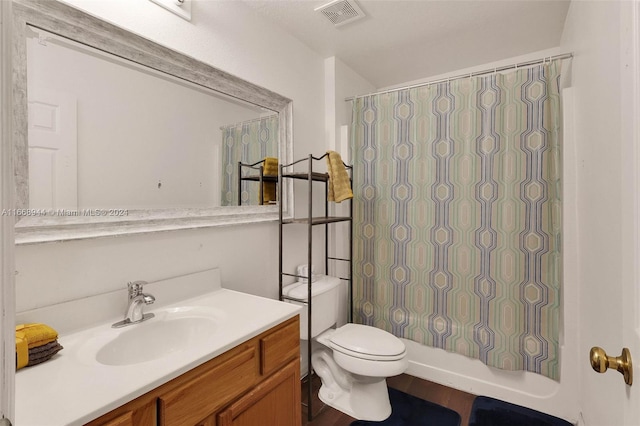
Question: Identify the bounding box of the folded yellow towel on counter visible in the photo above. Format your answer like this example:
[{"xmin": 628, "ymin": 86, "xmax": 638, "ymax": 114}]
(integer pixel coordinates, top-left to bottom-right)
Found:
[
  {"xmin": 16, "ymin": 323, "xmax": 62, "ymax": 370},
  {"xmin": 16, "ymin": 323, "xmax": 57, "ymax": 348},
  {"xmin": 325, "ymin": 151, "xmax": 353, "ymax": 203},
  {"xmin": 262, "ymin": 157, "xmax": 279, "ymax": 204}
]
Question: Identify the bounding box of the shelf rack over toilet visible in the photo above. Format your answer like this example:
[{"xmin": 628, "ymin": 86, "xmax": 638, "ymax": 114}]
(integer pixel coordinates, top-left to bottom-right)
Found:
[{"xmin": 278, "ymin": 153, "xmax": 353, "ymax": 422}]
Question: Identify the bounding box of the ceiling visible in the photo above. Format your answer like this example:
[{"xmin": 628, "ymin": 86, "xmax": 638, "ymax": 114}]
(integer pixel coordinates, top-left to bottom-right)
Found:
[{"xmin": 242, "ymin": 0, "xmax": 571, "ymax": 89}]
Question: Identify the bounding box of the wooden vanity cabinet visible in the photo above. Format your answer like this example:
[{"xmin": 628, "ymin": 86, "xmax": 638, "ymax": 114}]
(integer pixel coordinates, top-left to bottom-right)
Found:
[
  {"xmin": 85, "ymin": 396, "xmax": 156, "ymax": 426},
  {"xmin": 86, "ymin": 316, "xmax": 300, "ymax": 426}
]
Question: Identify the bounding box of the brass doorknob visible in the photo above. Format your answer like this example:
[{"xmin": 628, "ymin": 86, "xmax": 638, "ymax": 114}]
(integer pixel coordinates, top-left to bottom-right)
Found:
[{"xmin": 590, "ymin": 346, "xmax": 633, "ymax": 386}]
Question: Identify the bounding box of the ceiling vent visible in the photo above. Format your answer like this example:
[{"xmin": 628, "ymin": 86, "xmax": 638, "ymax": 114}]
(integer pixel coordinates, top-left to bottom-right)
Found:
[{"xmin": 315, "ymin": 0, "xmax": 365, "ymax": 28}]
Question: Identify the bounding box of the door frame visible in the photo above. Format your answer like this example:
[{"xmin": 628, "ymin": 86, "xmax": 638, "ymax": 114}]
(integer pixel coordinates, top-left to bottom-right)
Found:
[
  {"xmin": 0, "ymin": 0, "xmax": 16, "ymax": 423},
  {"xmin": 622, "ymin": 0, "xmax": 640, "ymax": 423}
]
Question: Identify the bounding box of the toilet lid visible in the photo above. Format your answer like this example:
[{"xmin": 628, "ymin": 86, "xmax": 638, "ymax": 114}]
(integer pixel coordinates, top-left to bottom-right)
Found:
[{"xmin": 329, "ymin": 324, "xmax": 406, "ymax": 360}]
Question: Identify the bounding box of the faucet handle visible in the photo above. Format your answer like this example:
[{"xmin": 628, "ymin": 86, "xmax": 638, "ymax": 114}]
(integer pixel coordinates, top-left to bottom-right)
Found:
[{"xmin": 127, "ymin": 280, "xmax": 148, "ymax": 297}]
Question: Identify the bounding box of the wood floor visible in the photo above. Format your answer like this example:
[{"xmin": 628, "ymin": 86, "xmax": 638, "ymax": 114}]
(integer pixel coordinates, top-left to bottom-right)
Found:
[{"xmin": 301, "ymin": 374, "xmax": 477, "ymax": 426}]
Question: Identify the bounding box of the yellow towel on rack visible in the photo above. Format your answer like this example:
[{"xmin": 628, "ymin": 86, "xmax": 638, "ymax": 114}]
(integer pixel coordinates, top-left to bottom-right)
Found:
[
  {"xmin": 16, "ymin": 323, "xmax": 59, "ymax": 369},
  {"xmin": 263, "ymin": 157, "xmax": 279, "ymax": 176},
  {"xmin": 326, "ymin": 151, "xmax": 353, "ymax": 203},
  {"xmin": 262, "ymin": 157, "xmax": 278, "ymax": 204}
]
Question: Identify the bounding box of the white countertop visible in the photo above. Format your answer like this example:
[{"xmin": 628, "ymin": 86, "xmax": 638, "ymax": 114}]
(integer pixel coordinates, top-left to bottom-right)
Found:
[{"xmin": 15, "ymin": 288, "xmax": 301, "ymax": 426}]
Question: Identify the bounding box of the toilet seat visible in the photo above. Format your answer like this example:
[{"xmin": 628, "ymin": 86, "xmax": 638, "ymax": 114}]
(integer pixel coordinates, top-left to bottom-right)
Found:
[
  {"xmin": 330, "ymin": 343, "xmax": 406, "ymax": 361},
  {"xmin": 328, "ymin": 323, "xmax": 406, "ymax": 361}
]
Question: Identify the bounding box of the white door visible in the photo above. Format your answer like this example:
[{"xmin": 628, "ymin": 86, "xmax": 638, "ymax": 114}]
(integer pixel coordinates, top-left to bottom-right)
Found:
[
  {"xmin": 559, "ymin": 1, "xmax": 640, "ymax": 424},
  {"xmin": 27, "ymin": 87, "xmax": 77, "ymax": 210},
  {"xmin": 582, "ymin": 1, "xmax": 640, "ymax": 425}
]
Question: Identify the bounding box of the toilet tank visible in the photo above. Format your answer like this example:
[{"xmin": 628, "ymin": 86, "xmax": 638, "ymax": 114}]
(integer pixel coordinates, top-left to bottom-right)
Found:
[{"xmin": 282, "ymin": 275, "xmax": 341, "ymax": 339}]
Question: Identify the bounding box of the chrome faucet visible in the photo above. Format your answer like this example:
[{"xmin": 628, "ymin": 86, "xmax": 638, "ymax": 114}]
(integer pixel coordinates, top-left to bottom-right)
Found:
[{"xmin": 112, "ymin": 281, "xmax": 155, "ymax": 328}]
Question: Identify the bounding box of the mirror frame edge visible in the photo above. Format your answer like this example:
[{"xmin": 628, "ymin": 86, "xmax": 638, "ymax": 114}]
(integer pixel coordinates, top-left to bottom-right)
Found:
[{"xmin": 11, "ymin": 0, "xmax": 294, "ymax": 245}]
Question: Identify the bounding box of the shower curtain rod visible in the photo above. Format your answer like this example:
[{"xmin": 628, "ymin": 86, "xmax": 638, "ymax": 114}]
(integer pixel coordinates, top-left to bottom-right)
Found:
[
  {"xmin": 219, "ymin": 114, "xmax": 277, "ymax": 130},
  {"xmin": 344, "ymin": 52, "xmax": 573, "ymax": 102}
]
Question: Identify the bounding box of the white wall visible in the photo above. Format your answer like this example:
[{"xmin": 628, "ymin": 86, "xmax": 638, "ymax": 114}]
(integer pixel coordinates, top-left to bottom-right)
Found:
[
  {"xmin": 379, "ymin": 46, "xmax": 567, "ymax": 92},
  {"xmin": 560, "ymin": 1, "xmax": 628, "ymax": 425},
  {"xmin": 323, "ymin": 57, "xmax": 374, "ymax": 288},
  {"xmin": 16, "ymin": 0, "xmax": 325, "ymax": 315},
  {"xmin": 324, "ymin": 56, "xmax": 375, "ymax": 155}
]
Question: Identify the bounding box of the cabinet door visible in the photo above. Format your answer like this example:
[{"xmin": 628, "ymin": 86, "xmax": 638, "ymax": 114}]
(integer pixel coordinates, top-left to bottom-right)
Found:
[
  {"xmin": 158, "ymin": 343, "xmax": 258, "ymax": 426},
  {"xmin": 85, "ymin": 399, "xmax": 155, "ymax": 426},
  {"xmin": 217, "ymin": 359, "xmax": 300, "ymax": 426}
]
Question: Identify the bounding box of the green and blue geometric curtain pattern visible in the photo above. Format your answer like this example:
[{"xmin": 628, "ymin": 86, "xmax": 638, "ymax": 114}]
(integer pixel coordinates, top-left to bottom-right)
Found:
[
  {"xmin": 351, "ymin": 61, "xmax": 562, "ymax": 379},
  {"xmin": 221, "ymin": 115, "xmax": 278, "ymax": 206}
]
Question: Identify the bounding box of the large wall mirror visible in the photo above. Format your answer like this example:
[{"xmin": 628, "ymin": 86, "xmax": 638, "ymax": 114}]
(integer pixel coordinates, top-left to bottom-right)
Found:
[{"xmin": 11, "ymin": 0, "xmax": 293, "ymax": 244}]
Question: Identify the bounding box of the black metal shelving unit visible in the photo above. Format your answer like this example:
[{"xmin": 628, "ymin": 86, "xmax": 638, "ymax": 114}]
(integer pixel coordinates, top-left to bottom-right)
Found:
[
  {"xmin": 237, "ymin": 160, "xmax": 278, "ymax": 206},
  {"xmin": 278, "ymin": 154, "xmax": 353, "ymax": 422}
]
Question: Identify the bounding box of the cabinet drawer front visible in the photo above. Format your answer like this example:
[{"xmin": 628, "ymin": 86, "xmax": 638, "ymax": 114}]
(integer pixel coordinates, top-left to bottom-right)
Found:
[
  {"xmin": 260, "ymin": 317, "xmax": 299, "ymax": 376},
  {"xmin": 159, "ymin": 345, "xmax": 258, "ymax": 426},
  {"xmin": 85, "ymin": 399, "xmax": 155, "ymax": 426},
  {"xmin": 97, "ymin": 412, "xmax": 133, "ymax": 426}
]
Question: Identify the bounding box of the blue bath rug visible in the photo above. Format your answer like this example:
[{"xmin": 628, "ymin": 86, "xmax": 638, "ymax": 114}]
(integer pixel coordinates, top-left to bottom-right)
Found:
[
  {"xmin": 469, "ymin": 396, "xmax": 572, "ymax": 426},
  {"xmin": 350, "ymin": 387, "xmax": 461, "ymax": 426}
]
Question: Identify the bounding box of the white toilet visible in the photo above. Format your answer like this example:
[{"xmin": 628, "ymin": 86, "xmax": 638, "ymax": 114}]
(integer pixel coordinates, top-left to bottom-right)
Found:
[{"xmin": 283, "ymin": 275, "xmax": 408, "ymax": 421}]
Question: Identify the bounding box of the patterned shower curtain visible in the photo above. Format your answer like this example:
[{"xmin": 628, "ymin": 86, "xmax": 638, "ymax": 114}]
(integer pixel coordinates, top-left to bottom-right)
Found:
[
  {"xmin": 351, "ymin": 61, "xmax": 562, "ymax": 379},
  {"xmin": 221, "ymin": 115, "xmax": 278, "ymax": 206}
]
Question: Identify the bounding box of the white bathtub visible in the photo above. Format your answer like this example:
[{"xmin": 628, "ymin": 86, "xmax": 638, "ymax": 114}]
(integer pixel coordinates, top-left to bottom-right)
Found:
[{"xmin": 404, "ymin": 337, "xmax": 578, "ymax": 424}]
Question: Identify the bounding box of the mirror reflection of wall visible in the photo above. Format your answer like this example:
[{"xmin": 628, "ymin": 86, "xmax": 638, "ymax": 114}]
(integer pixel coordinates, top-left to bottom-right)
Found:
[{"xmin": 26, "ymin": 27, "xmax": 278, "ymax": 210}]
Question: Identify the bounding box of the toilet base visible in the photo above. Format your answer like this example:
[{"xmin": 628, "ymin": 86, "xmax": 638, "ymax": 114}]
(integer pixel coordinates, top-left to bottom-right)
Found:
[
  {"xmin": 311, "ymin": 326, "xmax": 407, "ymax": 422},
  {"xmin": 317, "ymin": 375, "xmax": 392, "ymax": 421}
]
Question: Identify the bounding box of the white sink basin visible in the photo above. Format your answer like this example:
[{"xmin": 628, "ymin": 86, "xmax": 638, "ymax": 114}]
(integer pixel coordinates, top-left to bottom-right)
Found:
[{"xmin": 79, "ymin": 306, "xmax": 224, "ymax": 366}]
